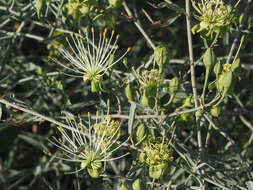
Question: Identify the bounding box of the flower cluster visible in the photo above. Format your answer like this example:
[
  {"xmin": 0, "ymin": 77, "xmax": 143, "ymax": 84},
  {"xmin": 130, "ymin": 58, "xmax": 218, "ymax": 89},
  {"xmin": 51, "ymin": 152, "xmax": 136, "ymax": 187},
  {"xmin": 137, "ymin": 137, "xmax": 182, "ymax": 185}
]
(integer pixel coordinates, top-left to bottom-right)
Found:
[
  {"xmin": 46, "ymin": 113, "xmax": 129, "ymax": 178},
  {"xmin": 139, "ymin": 136, "xmax": 173, "ymax": 179},
  {"xmin": 51, "ymin": 28, "xmax": 130, "ymax": 92},
  {"xmin": 192, "ymin": 0, "xmax": 237, "ymax": 39}
]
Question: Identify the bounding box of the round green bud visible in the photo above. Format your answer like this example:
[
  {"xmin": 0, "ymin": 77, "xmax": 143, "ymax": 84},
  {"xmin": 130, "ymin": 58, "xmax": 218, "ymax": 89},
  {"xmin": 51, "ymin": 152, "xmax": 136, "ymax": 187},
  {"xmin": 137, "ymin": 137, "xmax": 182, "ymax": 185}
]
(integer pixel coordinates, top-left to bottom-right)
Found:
[
  {"xmin": 125, "ymin": 83, "xmax": 136, "ymax": 101},
  {"xmin": 136, "ymin": 123, "xmax": 147, "ymax": 142},
  {"xmin": 144, "ymin": 87, "xmax": 156, "ymax": 98},
  {"xmin": 87, "ymin": 168, "xmax": 100, "ymax": 178},
  {"xmin": 132, "ymin": 178, "xmax": 147, "ymax": 190},
  {"xmin": 35, "ymin": 0, "xmax": 46, "ymax": 18},
  {"xmin": 154, "ymin": 45, "xmax": 170, "ymax": 70},
  {"xmin": 169, "ymin": 77, "xmax": 180, "ymax": 95},
  {"xmin": 214, "ymin": 61, "xmax": 221, "ymax": 78},
  {"xmin": 139, "ymin": 152, "xmax": 146, "ymax": 163},
  {"xmin": 91, "ymin": 79, "xmax": 103, "ymax": 92},
  {"xmin": 232, "ymin": 58, "xmax": 241, "ymax": 78},
  {"xmin": 141, "ymin": 94, "xmax": 155, "ymax": 108},
  {"xmin": 211, "ymin": 106, "xmax": 221, "ymax": 117},
  {"xmin": 120, "ymin": 184, "xmax": 129, "ymax": 190},
  {"xmin": 109, "ymin": 0, "xmax": 124, "ymax": 8},
  {"xmin": 203, "ymin": 48, "xmax": 216, "ymax": 70},
  {"xmin": 217, "ymin": 71, "xmax": 234, "ymax": 93},
  {"xmin": 149, "ymin": 162, "xmax": 169, "ymax": 179}
]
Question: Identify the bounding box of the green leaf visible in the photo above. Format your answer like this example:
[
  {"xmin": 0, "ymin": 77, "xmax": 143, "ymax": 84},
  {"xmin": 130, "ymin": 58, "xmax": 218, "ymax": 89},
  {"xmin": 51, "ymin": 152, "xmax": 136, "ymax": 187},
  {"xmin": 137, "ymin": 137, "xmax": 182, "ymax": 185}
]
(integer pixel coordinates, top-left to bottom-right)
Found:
[
  {"xmin": 246, "ymin": 181, "xmax": 253, "ymax": 190},
  {"xmin": 128, "ymin": 102, "xmax": 136, "ymax": 136},
  {"xmin": 18, "ymin": 132, "xmax": 47, "ymax": 151}
]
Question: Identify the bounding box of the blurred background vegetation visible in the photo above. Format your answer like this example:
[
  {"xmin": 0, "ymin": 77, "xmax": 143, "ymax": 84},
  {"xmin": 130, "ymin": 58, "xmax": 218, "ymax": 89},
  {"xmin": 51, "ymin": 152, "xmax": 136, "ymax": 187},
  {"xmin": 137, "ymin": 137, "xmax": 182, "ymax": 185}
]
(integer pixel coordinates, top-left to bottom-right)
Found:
[{"xmin": 0, "ymin": 0, "xmax": 253, "ymax": 189}]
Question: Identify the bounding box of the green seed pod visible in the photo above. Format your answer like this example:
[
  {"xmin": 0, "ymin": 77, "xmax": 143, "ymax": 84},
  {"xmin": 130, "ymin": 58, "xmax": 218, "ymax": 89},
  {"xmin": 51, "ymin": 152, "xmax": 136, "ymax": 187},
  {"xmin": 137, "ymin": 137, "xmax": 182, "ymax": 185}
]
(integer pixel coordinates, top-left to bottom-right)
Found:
[
  {"xmin": 211, "ymin": 106, "xmax": 221, "ymax": 117},
  {"xmin": 203, "ymin": 48, "xmax": 217, "ymax": 70},
  {"xmin": 214, "ymin": 61, "xmax": 221, "ymax": 78},
  {"xmin": 125, "ymin": 83, "xmax": 136, "ymax": 101},
  {"xmin": 169, "ymin": 77, "xmax": 180, "ymax": 95},
  {"xmin": 136, "ymin": 123, "xmax": 147, "ymax": 143},
  {"xmin": 154, "ymin": 45, "xmax": 170, "ymax": 70},
  {"xmin": 35, "ymin": 0, "xmax": 46, "ymax": 18},
  {"xmin": 109, "ymin": 0, "xmax": 124, "ymax": 8},
  {"xmin": 87, "ymin": 168, "xmax": 100, "ymax": 178},
  {"xmin": 149, "ymin": 162, "xmax": 168, "ymax": 179},
  {"xmin": 232, "ymin": 58, "xmax": 241, "ymax": 78},
  {"xmin": 132, "ymin": 178, "xmax": 147, "ymax": 190},
  {"xmin": 120, "ymin": 184, "xmax": 129, "ymax": 190}
]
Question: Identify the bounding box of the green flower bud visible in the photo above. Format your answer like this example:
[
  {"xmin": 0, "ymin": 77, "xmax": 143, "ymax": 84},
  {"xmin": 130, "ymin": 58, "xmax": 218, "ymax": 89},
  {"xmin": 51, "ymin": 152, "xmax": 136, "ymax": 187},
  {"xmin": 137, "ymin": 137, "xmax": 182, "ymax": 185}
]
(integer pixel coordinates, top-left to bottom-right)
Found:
[
  {"xmin": 149, "ymin": 162, "xmax": 169, "ymax": 179},
  {"xmin": 217, "ymin": 71, "xmax": 234, "ymax": 93},
  {"xmin": 87, "ymin": 167, "xmax": 100, "ymax": 178},
  {"xmin": 35, "ymin": 0, "xmax": 46, "ymax": 18},
  {"xmin": 192, "ymin": 23, "xmax": 201, "ymax": 35},
  {"xmin": 169, "ymin": 77, "xmax": 180, "ymax": 95},
  {"xmin": 132, "ymin": 178, "xmax": 147, "ymax": 190},
  {"xmin": 91, "ymin": 79, "xmax": 103, "ymax": 92},
  {"xmin": 139, "ymin": 152, "xmax": 146, "ymax": 163},
  {"xmin": 109, "ymin": 0, "xmax": 124, "ymax": 8},
  {"xmin": 211, "ymin": 106, "xmax": 221, "ymax": 117},
  {"xmin": 203, "ymin": 48, "xmax": 216, "ymax": 70},
  {"xmin": 144, "ymin": 87, "xmax": 157, "ymax": 98},
  {"xmin": 125, "ymin": 83, "xmax": 136, "ymax": 101},
  {"xmin": 123, "ymin": 57, "xmax": 128, "ymax": 68},
  {"xmin": 141, "ymin": 94, "xmax": 155, "ymax": 108},
  {"xmin": 80, "ymin": 5, "xmax": 89, "ymax": 15},
  {"xmin": 154, "ymin": 45, "xmax": 170, "ymax": 70},
  {"xmin": 214, "ymin": 61, "xmax": 222, "ymax": 78},
  {"xmin": 136, "ymin": 123, "xmax": 147, "ymax": 143},
  {"xmin": 232, "ymin": 58, "xmax": 241, "ymax": 78},
  {"xmin": 120, "ymin": 184, "xmax": 129, "ymax": 190}
]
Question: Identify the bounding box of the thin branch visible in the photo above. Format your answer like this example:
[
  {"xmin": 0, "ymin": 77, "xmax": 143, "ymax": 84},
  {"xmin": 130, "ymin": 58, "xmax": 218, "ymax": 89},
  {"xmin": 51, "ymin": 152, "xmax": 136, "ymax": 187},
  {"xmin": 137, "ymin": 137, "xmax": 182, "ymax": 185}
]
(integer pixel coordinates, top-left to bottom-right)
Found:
[
  {"xmin": 225, "ymin": 0, "xmax": 252, "ymax": 64},
  {"xmin": 185, "ymin": 0, "xmax": 205, "ymax": 188},
  {"xmin": 122, "ymin": 2, "xmax": 156, "ymax": 50}
]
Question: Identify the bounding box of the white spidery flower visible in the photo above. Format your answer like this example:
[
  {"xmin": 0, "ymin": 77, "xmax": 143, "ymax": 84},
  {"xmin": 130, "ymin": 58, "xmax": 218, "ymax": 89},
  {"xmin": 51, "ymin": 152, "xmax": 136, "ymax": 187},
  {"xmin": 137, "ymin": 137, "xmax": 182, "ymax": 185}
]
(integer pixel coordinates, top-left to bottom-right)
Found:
[
  {"xmin": 51, "ymin": 28, "xmax": 130, "ymax": 92},
  {"xmin": 45, "ymin": 113, "xmax": 130, "ymax": 178}
]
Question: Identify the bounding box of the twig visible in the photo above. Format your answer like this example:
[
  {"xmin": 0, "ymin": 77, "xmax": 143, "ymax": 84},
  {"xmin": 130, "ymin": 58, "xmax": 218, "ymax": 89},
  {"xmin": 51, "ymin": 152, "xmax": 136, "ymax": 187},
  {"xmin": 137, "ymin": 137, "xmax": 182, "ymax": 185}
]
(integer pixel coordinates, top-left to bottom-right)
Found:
[
  {"xmin": 122, "ymin": 2, "xmax": 156, "ymax": 50},
  {"xmin": 185, "ymin": 0, "xmax": 205, "ymax": 188},
  {"xmin": 0, "ymin": 97, "xmax": 143, "ymax": 153},
  {"xmin": 225, "ymin": 0, "xmax": 252, "ymax": 64}
]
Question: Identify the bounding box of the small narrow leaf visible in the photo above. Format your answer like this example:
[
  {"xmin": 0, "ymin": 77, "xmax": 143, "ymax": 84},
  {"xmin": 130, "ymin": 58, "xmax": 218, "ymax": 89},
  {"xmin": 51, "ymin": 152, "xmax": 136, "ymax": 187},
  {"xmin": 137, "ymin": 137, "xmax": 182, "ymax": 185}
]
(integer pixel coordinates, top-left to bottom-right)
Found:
[{"xmin": 128, "ymin": 102, "xmax": 136, "ymax": 136}]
